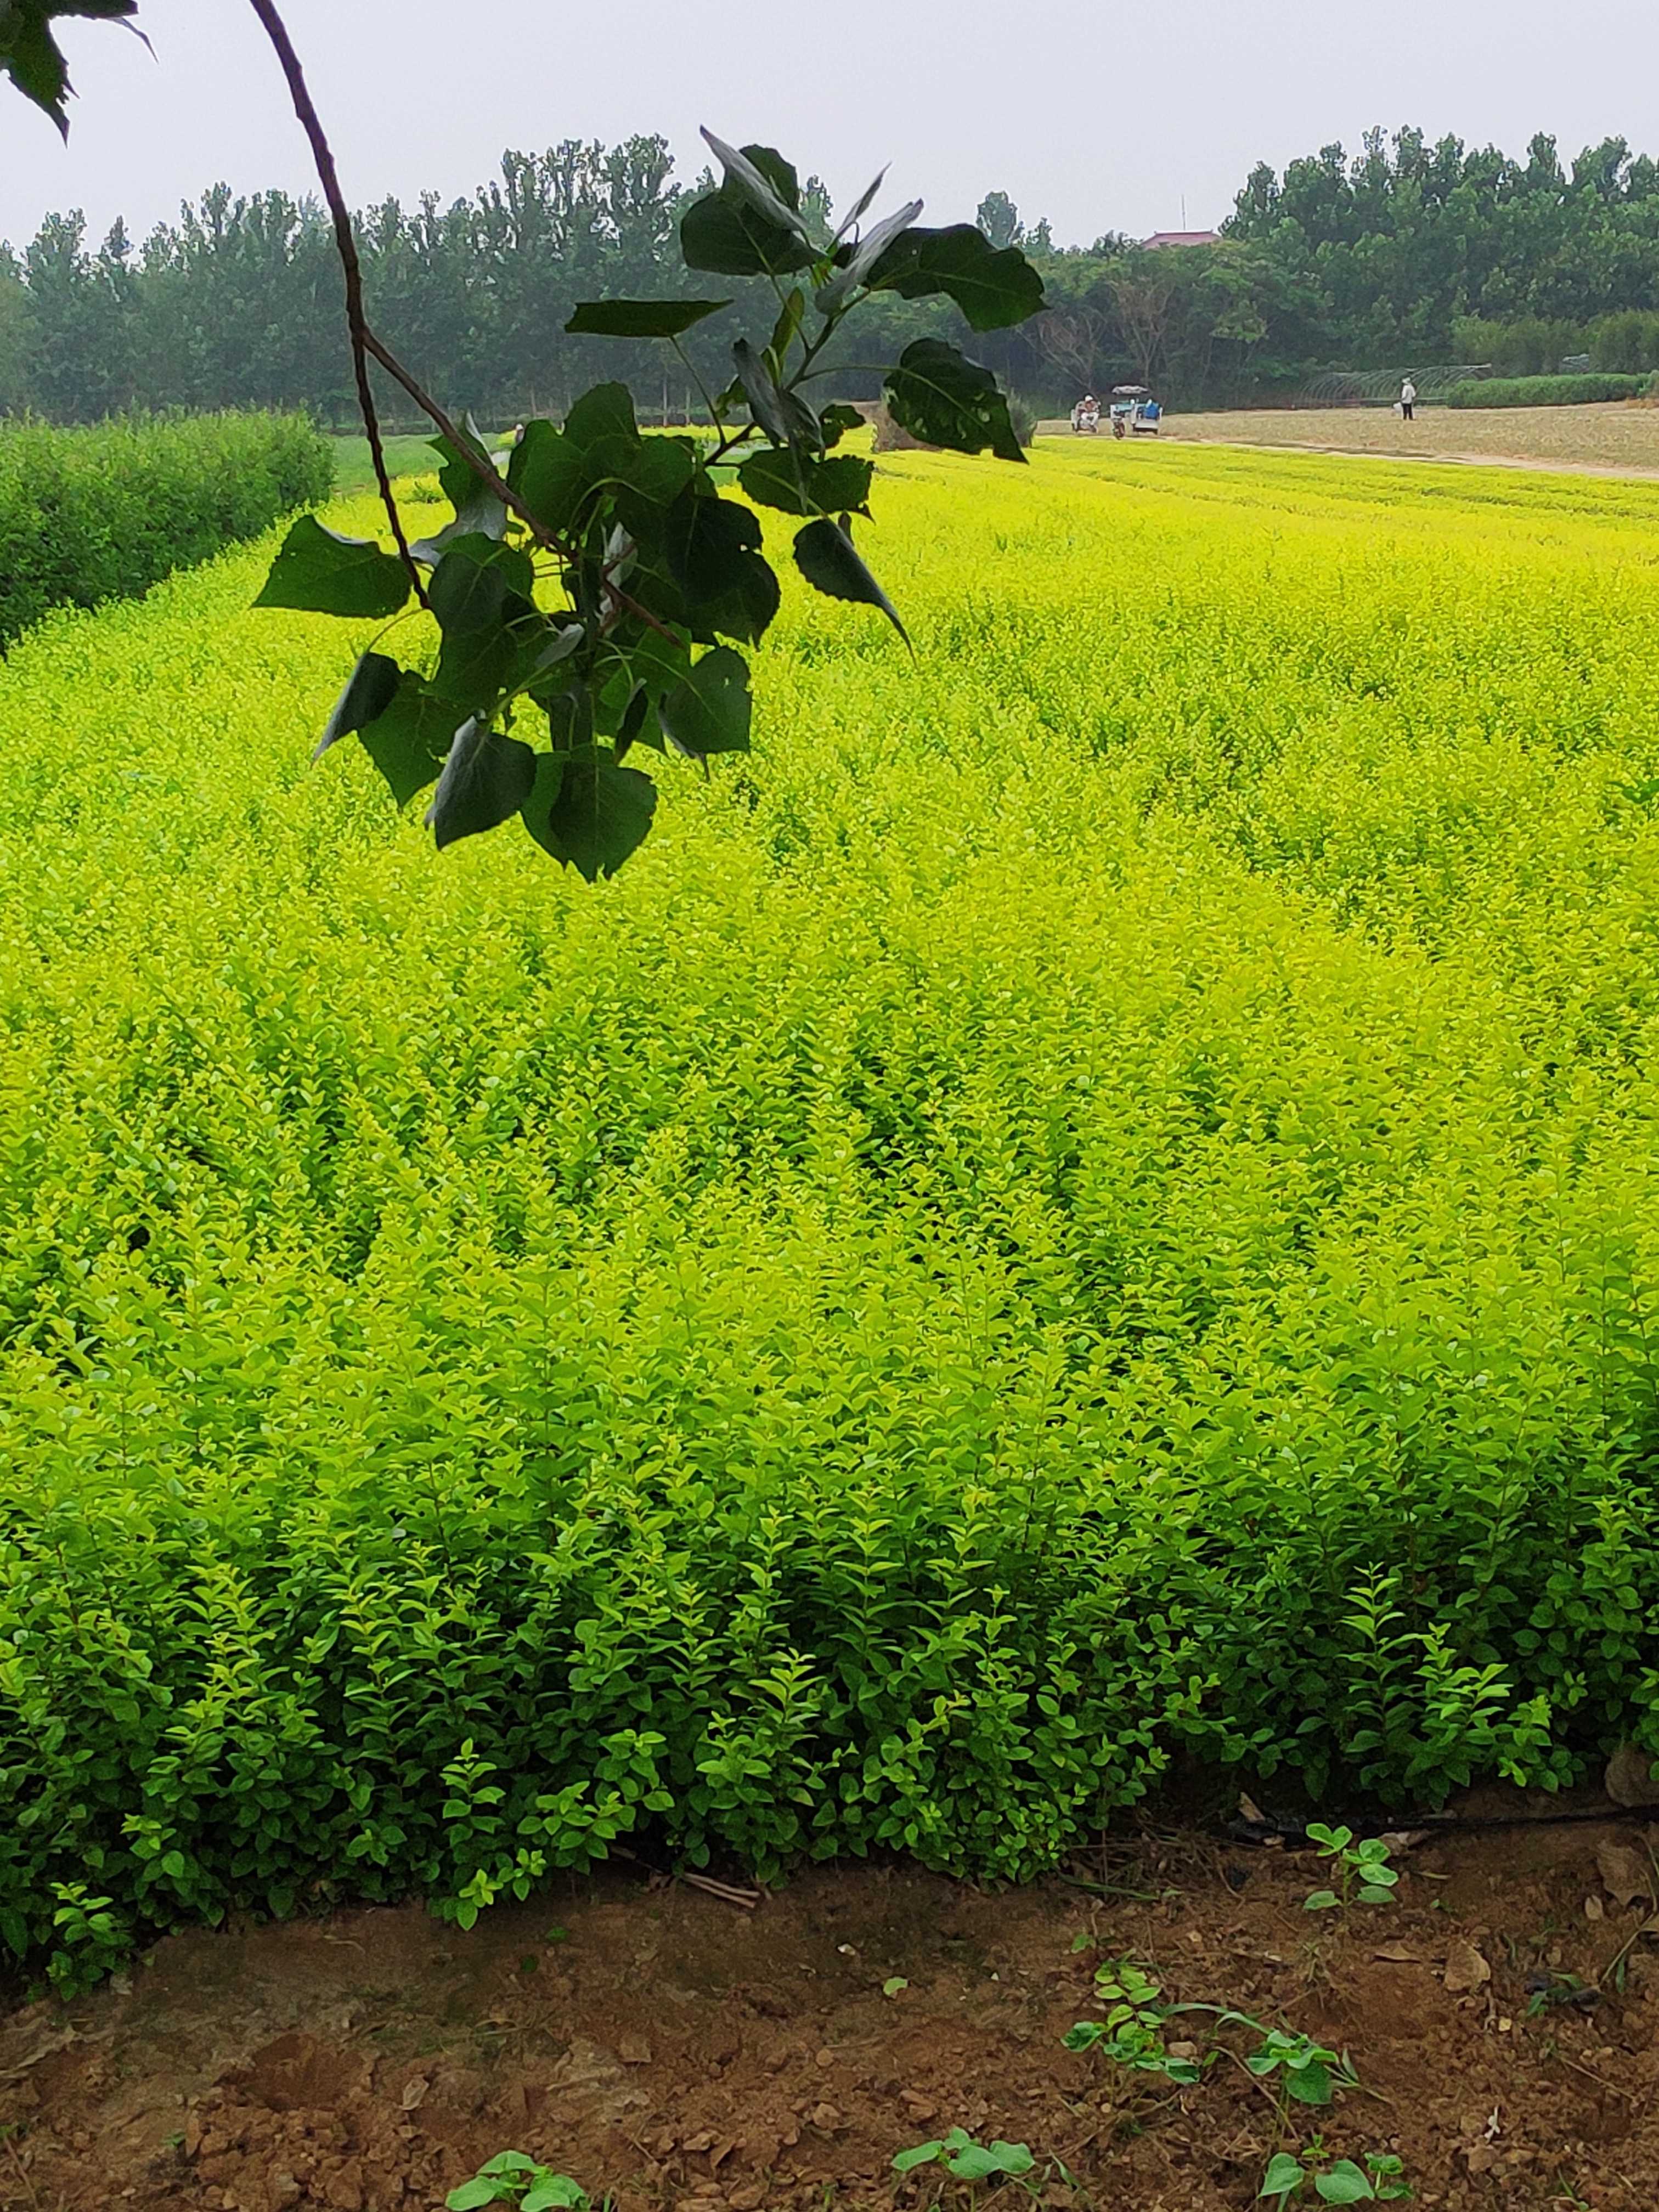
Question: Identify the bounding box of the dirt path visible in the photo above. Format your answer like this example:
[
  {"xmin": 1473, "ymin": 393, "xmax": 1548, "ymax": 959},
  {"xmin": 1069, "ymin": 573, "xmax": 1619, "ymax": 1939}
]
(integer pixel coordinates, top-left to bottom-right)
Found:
[
  {"xmin": 4, "ymin": 1818, "xmax": 1659, "ymax": 2211},
  {"xmin": 1161, "ymin": 432, "xmax": 1659, "ymax": 484},
  {"xmin": 1038, "ymin": 401, "xmax": 1659, "ymax": 483}
]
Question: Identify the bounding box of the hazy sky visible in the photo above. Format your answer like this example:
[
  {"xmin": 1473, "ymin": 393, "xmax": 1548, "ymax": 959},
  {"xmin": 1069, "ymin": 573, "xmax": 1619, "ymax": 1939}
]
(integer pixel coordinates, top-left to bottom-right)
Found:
[{"xmin": 4, "ymin": 0, "xmax": 1657, "ymax": 254}]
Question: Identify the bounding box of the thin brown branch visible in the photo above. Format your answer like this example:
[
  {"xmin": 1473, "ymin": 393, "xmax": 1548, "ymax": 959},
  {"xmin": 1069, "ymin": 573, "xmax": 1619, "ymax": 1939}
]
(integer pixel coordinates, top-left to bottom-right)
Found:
[
  {"xmin": 244, "ymin": 0, "xmax": 426, "ymax": 607},
  {"xmin": 249, "ymin": 0, "xmax": 684, "ymax": 650}
]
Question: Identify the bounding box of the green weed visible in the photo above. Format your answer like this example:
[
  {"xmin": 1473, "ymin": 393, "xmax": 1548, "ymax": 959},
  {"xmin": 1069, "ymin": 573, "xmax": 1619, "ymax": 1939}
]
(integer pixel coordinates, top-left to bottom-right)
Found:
[
  {"xmin": 447, "ymin": 2152, "xmax": 592, "ymax": 2210},
  {"xmin": 1302, "ymin": 1826, "xmax": 1401, "ymax": 1913}
]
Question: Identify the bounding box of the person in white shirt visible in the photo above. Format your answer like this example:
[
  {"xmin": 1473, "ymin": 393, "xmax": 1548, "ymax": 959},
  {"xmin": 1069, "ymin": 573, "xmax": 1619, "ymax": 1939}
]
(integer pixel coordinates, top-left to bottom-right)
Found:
[{"xmin": 1400, "ymin": 378, "xmax": 1417, "ymax": 421}]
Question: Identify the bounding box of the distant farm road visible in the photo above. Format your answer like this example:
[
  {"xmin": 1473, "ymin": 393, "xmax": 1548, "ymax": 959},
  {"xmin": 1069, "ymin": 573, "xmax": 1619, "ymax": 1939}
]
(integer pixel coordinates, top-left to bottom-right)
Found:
[{"xmin": 1041, "ymin": 399, "xmax": 1659, "ymax": 478}]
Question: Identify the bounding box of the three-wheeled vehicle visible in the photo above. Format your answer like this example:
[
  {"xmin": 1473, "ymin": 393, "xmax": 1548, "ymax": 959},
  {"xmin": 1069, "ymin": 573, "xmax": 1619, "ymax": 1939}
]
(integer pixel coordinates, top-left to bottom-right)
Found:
[{"xmin": 1109, "ymin": 386, "xmax": 1163, "ymax": 437}]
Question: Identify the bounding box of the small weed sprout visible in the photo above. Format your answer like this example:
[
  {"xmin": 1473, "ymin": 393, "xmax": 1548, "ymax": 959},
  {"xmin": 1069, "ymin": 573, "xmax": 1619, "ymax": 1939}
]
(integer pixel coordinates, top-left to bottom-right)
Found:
[
  {"xmin": 1246, "ymin": 2027, "xmax": 1361, "ymax": 2108},
  {"xmin": 1063, "ymin": 1958, "xmax": 1206, "ymax": 2083},
  {"xmin": 446, "ymin": 2153, "xmax": 591, "ymax": 2211},
  {"xmin": 893, "ymin": 2130, "xmax": 1044, "ymax": 2192},
  {"xmin": 1303, "ymin": 1826, "xmax": 1401, "ymax": 1912},
  {"xmin": 1259, "ymin": 2148, "xmax": 1411, "ymax": 2202}
]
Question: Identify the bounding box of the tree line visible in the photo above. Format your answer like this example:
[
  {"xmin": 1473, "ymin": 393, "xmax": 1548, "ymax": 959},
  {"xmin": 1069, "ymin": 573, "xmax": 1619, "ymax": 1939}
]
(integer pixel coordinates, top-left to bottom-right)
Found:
[{"xmin": 10, "ymin": 124, "xmax": 1659, "ymax": 423}]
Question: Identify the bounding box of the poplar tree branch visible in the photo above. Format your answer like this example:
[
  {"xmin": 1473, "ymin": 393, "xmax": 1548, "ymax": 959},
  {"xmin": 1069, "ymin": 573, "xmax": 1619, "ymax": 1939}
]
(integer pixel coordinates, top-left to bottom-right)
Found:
[{"xmin": 244, "ymin": 0, "xmax": 427, "ymax": 606}]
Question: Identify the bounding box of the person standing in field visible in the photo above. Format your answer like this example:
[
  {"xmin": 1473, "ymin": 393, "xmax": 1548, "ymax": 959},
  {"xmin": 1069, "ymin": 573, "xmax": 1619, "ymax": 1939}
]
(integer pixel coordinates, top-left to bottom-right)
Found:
[{"xmin": 1400, "ymin": 377, "xmax": 1417, "ymax": 421}]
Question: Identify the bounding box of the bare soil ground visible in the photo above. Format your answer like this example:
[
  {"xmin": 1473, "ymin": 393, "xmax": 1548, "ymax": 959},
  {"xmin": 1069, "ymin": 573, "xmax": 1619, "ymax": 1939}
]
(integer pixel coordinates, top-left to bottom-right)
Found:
[
  {"xmin": 5, "ymin": 1817, "xmax": 1659, "ymax": 2212},
  {"xmin": 1159, "ymin": 404, "xmax": 1659, "ymax": 477},
  {"xmin": 1133, "ymin": 401, "xmax": 1659, "ymax": 477}
]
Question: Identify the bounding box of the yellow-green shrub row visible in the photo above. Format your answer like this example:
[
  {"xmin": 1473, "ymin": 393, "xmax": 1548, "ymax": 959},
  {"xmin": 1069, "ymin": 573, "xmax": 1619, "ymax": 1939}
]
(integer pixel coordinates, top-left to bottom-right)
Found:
[
  {"xmin": 4, "ymin": 441, "xmax": 1659, "ymax": 1978},
  {"xmin": 0, "ymin": 412, "xmax": 332, "ymax": 648}
]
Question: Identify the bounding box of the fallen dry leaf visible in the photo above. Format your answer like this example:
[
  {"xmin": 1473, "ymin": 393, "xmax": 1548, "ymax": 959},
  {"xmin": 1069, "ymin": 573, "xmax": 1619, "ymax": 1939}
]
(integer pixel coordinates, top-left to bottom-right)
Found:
[
  {"xmin": 1443, "ymin": 1940, "xmax": 1491, "ymax": 1994},
  {"xmin": 1605, "ymin": 1744, "xmax": 1659, "ymax": 1808},
  {"xmin": 399, "ymin": 2077, "xmax": 429, "ymax": 2112},
  {"xmin": 1372, "ymin": 1942, "xmax": 1425, "ymax": 1963},
  {"xmin": 1595, "ymin": 1837, "xmax": 1655, "ymax": 1908},
  {"xmin": 1238, "ymin": 1793, "xmax": 1266, "ymax": 1825},
  {"xmin": 1584, "ymin": 1894, "xmax": 1605, "ymax": 1922}
]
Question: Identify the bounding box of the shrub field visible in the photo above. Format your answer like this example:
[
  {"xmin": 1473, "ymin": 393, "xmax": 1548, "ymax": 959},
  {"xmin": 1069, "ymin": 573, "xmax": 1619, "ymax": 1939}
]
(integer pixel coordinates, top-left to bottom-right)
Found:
[
  {"xmin": 1447, "ymin": 371, "xmax": 1649, "ymax": 407},
  {"xmin": 7, "ymin": 442, "xmax": 1659, "ymax": 1982},
  {"xmin": 0, "ymin": 410, "xmax": 331, "ymax": 648}
]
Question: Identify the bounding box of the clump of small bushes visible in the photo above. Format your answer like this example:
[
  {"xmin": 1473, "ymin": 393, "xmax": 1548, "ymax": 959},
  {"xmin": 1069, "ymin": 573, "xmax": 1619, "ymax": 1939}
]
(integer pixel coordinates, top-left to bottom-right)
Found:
[
  {"xmin": 0, "ymin": 410, "xmax": 332, "ymax": 647},
  {"xmin": 1448, "ymin": 373, "xmax": 1647, "ymax": 409}
]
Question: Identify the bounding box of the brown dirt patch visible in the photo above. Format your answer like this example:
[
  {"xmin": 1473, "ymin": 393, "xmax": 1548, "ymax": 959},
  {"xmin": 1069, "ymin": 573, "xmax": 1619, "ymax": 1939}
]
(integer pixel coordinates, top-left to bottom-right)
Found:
[
  {"xmin": 4, "ymin": 1824, "xmax": 1659, "ymax": 2210},
  {"xmin": 1151, "ymin": 400, "xmax": 1659, "ymax": 478}
]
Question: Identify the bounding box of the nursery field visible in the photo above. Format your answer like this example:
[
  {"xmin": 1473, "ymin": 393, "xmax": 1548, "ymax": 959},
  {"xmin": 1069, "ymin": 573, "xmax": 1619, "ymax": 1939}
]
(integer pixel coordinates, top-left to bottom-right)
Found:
[{"xmin": 8, "ymin": 439, "xmax": 1659, "ymax": 1986}]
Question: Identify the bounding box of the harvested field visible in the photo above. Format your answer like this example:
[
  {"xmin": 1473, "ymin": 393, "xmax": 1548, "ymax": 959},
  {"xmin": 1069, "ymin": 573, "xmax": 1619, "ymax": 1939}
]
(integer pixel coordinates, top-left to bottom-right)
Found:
[{"xmin": 1138, "ymin": 400, "xmax": 1659, "ymax": 475}]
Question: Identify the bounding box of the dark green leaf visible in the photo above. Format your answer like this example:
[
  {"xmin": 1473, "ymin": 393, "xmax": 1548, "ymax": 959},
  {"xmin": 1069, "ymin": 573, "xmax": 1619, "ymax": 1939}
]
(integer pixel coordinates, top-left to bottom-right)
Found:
[
  {"xmin": 425, "ymin": 718, "xmax": 538, "ymax": 848},
  {"xmin": 511, "ymin": 393, "xmax": 693, "ymax": 539},
  {"xmin": 255, "ymin": 515, "xmax": 412, "ymax": 618},
  {"xmin": 819, "ymin": 403, "xmax": 865, "ymax": 450},
  {"xmin": 355, "ymin": 676, "xmax": 464, "ymax": 808},
  {"xmin": 815, "ymin": 199, "xmax": 924, "ymax": 314},
  {"xmin": 730, "ymin": 339, "xmax": 819, "ymax": 450},
  {"xmin": 884, "ymin": 338, "xmax": 1027, "ymax": 463},
  {"xmin": 700, "ymin": 131, "xmax": 805, "ymax": 229},
  {"xmin": 832, "ymin": 165, "xmax": 890, "ymax": 242},
  {"xmin": 428, "ymin": 535, "xmax": 535, "ymax": 635},
  {"xmin": 866, "ymin": 224, "xmax": 1046, "ymax": 330},
  {"xmin": 659, "ymin": 647, "xmax": 752, "ymax": 758},
  {"xmin": 681, "ymin": 187, "xmax": 815, "ymax": 279},
  {"xmin": 314, "ymin": 650, "xmax": 400, "ymax": 760},
  {"xmin": 1, "ymin": 0, "xmax": 137, "ymax": 137},
  {"xmin": 666, "ymin": 488, "xmax": 779, "ymax": 643},
  {"xmin": 563, "ymin": 382, "xmax": 640, "ymax": 449},
  {"xmin": 508, "ymin": 420, "xmax": 584, "ymax": 534},
  {"xmin": 766, "ymin": 286, "xmax": 806, "ymax": 368},
  {"xmin": 743, "ymin": 146, "xmax": 802, "ymax": 211},
  {"xmin": 409, "ymin": 487, "xmax": 508, "ymax": 563},
  {"xmin": 521, "ymin": 746, "xmax": 657, "ymax": 880},
  {"xmin": 613, "ymin": 683, "xmax": 654, "ymax": 759},
  {"xmin": 428, "ymin": 414, "xmax": 496, "ymax": 512},
  {"xmin": 793, "ymin": 518, "xmax": 907, "ymax": 642},
  {"xmin": 565, "ymin": 298, "xmax": 731, "ymax": 338},
  {"xmin": 1285, "ymin": 2062, "xmax": 1333, "ymax": 2107},
  {"xmin": 740, "ymin": 449, "xmax": 872, "ymax": 517}
]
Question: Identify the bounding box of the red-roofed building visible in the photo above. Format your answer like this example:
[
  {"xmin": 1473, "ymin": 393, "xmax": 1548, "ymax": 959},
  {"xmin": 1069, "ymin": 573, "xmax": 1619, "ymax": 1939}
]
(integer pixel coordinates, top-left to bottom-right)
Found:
[{"xmin": 1139, "ymin": 229, "xmax": 1222, "ymax": 249}]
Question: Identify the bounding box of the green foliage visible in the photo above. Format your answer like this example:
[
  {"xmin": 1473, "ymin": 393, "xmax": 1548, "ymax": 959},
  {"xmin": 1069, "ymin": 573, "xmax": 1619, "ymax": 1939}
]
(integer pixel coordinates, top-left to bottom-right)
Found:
[
  {"xmin": 893, "ymin": 2129, "xmax": 1036, "ymax": 2182},
  {"xmin": 0, "ymin": 0, "xmax": 138, "ymax": 138},
  {"xmin": 1302, "ymin": 1825, "xmax": 1400, "ymax": 1911},
  {"xmin": 446, "ymin": 2153, "xmax": 590, "ymax": 2211},
  {"xmin": 1246, "ymin": 2029, "xmax": 1357, "ymax": 2108},
  {"xmin": 1588, "ymin": 309, "xmax": 1659, "ymax": 374},
  {"xmin": 0, "ymin": 409, "xmax": 331, "ymax": 646},
  {"xmin": 1448, "ymin": 373, "xmax": 1646, "ymax": 407},
  {"xmin": 1260, "ymin": 2150, "xmax": 1410, "ymax": 2202},
  {"xmin": 7, "ymin": 445, "xmax": 1659, "ymax": 1976},
  {"xmin": 268, "ymin": 144, "xmax": 1038, "ymax": 874},
  {"xmin": 1063, "ymin": 1959, "xmax": 1205, "ymax": 2082}
]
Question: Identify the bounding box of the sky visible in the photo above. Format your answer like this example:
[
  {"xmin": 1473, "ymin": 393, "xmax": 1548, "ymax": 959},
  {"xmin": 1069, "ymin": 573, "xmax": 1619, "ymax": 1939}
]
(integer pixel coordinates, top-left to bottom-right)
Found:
[{"xmin": 4, "ymin": 0, "xmax": 1658, "ymax": 255}]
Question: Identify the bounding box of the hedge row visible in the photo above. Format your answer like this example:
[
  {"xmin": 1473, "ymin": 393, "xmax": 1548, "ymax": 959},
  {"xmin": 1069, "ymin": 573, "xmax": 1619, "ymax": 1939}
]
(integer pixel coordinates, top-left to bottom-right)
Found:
[
  {"xmin": 0, "ymin": 411, "xmax": 333, "ymax": 648},
  {"xmin": 8, "ymin": 447, "xmax": 1659, "ymax": 1988},
  {"xmin": 1448, "ymin": 373, "xmax": 1649, "ymax": 409}
]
